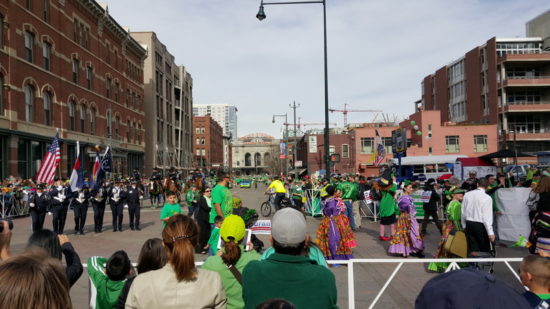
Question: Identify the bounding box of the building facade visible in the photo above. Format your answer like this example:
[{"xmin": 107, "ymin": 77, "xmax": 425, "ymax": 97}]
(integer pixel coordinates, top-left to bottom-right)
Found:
[
  {"xmin": 420, "ymin": 13, "xmax": 550, "ymax": 153},
  {"xmin": 0, "ymin": 0, "xmax": 147, "ymax": 180},
  {"xmin": 193, "ymin": 104, "xmax": 237, "ymax": 140},
  {"xmin": 193, "ymin": 115, "xmax": 223, "ymax": 170},
  {"xmin": 175, "ymin": 65, "xmax": 193, "ymax": 175},
  {"xmin": 299, "ymin": 128, "xmax": 357, "ymax": 176},
  {"xmin": 131, "ymin": 32, "xmax": 193, "ymax": 176},
  {"xmin": 231, "ymin": 133, "xmax": 279, "ymax": 176}
]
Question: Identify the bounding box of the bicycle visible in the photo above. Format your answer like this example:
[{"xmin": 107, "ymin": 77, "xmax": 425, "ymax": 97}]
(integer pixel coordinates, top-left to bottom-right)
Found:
[{"xmin": 260, "ymin": 193, "xmax": 297, "ymax": 217}]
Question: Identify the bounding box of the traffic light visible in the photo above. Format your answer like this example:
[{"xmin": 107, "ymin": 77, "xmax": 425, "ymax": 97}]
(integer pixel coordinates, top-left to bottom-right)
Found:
[{"xmin": 330, "ymin": 154, "xmax": 340, "ymax": 163}]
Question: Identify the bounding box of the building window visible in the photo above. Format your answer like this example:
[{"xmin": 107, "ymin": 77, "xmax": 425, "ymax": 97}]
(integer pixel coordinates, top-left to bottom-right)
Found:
[
  {"xmin": 42, "ymin": 42, "xmax": 51, "ymax": 71},
  {"xmin": 201, "ymin": 149, "xmax": 206, "ymax": 156},
  {"xmin": 0, "ymin": 15, "xmax": 3, "ymax": 47},
  {"xmin": 68, "ymin": 101, "xmax": 75, "ymax": 131},
  {"xmin": 114, "ymin": 81, "xmax": 119, "ymax": 102},
  {"xmin": 474, "ymin": 135, "xmax": 488, "ymax": 152},
  {"xmin": 105, "ymin": 77, "xmax": 111, "ymax": 98},
  {"xmin": 107, "ymin": 109, "xmax": 112, "ymax": 137},
  {"xmin": 90, "ymin": 108, "xmax": 96, "ymax": 135},
  {"xmin": 24, "ymin": 85, "xmax": 34, "ymax": 122},
  {"xmin": 86, "ymin": 67, "xmax": 93, "ymax": 90},
  {"xmin": 24, "ymin": 31, "xmax": 34, "ymax": 63},
  {"xmin": 0, "ymin": 74, "xmax": 3, "ymax": 115},
  {"xmin": 196, "ymin": 138, "xmax": 200, "ymax": 145},
  {"xmin": 445, "ymin": 135, "xmax": 460, "ymax": 153},
  {"xmin": 25, "ymin": 0, "xmax": 33, "ymax": 10},
  {"xmin": 360, "ymin": 137, "xmax": 373, "ymax": 154},
  {"xmin": 195, "ymin": 128, "xmax": 200, "ymax": 134},
  {"xmin": 201, "ymin": 128, "xmax": 205, "ymax": 134},
  {"xmin": 79, "ymin": 105, "xmax": 86, "ymax": 133},
  {"xmin": 115, "ymin": 116, "xmax": 120, "ymax": 138},
  {"xmin": 382, "ymin": 137, "xmax": 393, "ymax": 154},
  {"xmin": 196, "ymin": 149, "xmax": 200, "ymax": 156},
  {"xmin": 328, "ymin": 146, "xmax": 335, "ymax": 155},
  {"xmin": 43, "ymin": 92, "xmax": 51, "ymax": 126},
  {"xmin": 342, "ymin": 144, "xmax": 349, "ymax": 158},
  {"xmin": 43, "ymin": 0, "xmax": 49, "ymax": 22},
  {"xmin": 72, "ymin": 59, "xmax": 79, "ymax": 83}
]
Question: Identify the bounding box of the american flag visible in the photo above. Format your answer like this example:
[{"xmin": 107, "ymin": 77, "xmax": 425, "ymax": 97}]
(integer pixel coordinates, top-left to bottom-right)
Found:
[
  {"xmin": 374, "ymin": 130, "xmax": 386, "ymax": 166},
  {"xmin": 35, "ymin": 133, "xmax": 61, "ymax": 184}
]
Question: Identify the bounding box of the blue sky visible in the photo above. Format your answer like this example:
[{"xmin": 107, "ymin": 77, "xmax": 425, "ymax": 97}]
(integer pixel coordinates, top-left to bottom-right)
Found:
[{"xmin": 106, "ymin": 0, "xmax": 549, "ymax": 138}]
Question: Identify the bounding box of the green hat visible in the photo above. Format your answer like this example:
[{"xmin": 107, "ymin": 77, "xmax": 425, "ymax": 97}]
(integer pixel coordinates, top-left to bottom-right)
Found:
[{"xmin": 220, "ymin": 215, "xmax": 246, "ymax": 243}]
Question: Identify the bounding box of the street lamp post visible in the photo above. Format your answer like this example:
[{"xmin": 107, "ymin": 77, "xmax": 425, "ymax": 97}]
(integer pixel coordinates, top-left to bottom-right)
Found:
[
  {"xmin": 290, "ymin": 101, "xmax": 300, "ymax": 177},
  {"xmin": 272, "ymin": 113, "xmax": 288, "ymax": 176},
  {"xmin": 256, "ymin": 0, "xmax": 330, "ymax": 175}
]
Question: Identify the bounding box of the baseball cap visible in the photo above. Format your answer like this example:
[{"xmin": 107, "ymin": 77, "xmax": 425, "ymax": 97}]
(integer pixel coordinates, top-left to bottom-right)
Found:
[
  {"xmin": 415, "ymin": 268, "xmax": 530, "ymax": 309},
  {"xmin": 220, "ymin": 215, "xmax": 246, "ymax": 243},
  {"xmin": 271, "ymin": 208, "xmax": 307, "ymax": 247}
]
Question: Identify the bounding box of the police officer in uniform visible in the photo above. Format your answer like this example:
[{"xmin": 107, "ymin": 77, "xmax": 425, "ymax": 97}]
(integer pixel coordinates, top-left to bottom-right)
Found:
[
  {"xmin": 127, "ymin": 180, "xmax": 143, "ymax": 230},
  {"xmin": 49, "ymin": 178, "xmax": 71, "ymax": 234},
  {"xmin": 91, "ymin": 182, "xmax": 108, "ymax": 233},
  {"xmin": 72, "ymin": 184, "xmax": 90, "ymax": 235},
  {"xmin": 29, "ymin": 184, "xmax": 50, "ymax": 232},
  {"xmin": 109, "ymin": 180, "xmax": 127, "ymax": 232}
]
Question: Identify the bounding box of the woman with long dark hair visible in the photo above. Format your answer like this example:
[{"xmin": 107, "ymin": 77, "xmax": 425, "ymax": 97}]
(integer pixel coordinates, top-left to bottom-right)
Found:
[
  {"xmin": 529, "ymin": 175, "xmax": 550, "ymax": 256},
  {"xmin": 125, "ymin": 215, "xmax": 227, "ymax": 308},
  {"xmin": 27, "ymin": 229, "xmax": 83, "ymax": 287}
]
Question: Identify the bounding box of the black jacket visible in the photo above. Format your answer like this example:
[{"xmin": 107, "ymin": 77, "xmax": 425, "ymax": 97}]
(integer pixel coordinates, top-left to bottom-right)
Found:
[
  {"xmin": 196, "ymin": 195, "xmax": 211, "ymax": 223},
  {"xmin": 62, "ymin": 242, "xmax": 84, "ymax": 287},
  {"xmin": 423, "ymin": 188, "xmax": 440, "ymax": 211}
]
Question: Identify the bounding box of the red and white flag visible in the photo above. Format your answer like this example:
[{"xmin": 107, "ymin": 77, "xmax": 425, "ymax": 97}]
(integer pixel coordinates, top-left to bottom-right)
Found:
[
  {"xmin": 69, "ymin": 141, "xmax": 84, "ymax": 191},
  {"xmin": 35, "ymin": 133, "xmax": 61, "ymax": 184}
]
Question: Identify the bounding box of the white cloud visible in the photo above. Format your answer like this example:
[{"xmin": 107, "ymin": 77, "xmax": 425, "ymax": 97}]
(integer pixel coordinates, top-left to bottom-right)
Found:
[{"xmin": 106, "ymin": 0, "xmax": 549, "ymax": 137}]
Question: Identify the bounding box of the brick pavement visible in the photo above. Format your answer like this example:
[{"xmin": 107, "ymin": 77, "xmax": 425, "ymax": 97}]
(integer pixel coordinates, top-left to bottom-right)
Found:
[{"xmin": 7, "ymin": 186, "xmax": 529, "ymax": 308}]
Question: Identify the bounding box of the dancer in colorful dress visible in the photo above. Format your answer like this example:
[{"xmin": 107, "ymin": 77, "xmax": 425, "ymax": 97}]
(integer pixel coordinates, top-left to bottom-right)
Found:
[
  {"xmin": 315, "ymin": 185, "xmax": 357, "ymax": 260},
  {"xmin": 388, "ymin": 181, "xmax": 424, "ymax": 257},
  {"xmin": 428, "ymin": 187, "xmax": 465, "ymax": 272},
  {"xmin": 375, "ymin": 175, "xmax": 398, "ymax": 241}
]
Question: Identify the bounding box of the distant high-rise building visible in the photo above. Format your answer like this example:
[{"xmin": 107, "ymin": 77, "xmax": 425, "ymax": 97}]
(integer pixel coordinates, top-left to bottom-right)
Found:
[{"xmin": 193, "ymin": 104, "xmax": 238, "ymax": 140}]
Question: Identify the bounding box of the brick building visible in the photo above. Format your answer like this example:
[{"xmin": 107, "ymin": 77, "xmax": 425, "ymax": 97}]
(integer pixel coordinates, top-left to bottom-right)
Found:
[
  {"xmin": 420, "ymin": 12, "xmax": 550, "ymax": 153},
  {"xmin": 0, "ymin": 0, "xmax": 147, "ymax": 179},
  {"xmin": 299, "ymin": 128, "xmax": 356, "ymax": 176},
  {"xmin": 193, "ymin": 115, "xmax": 223, "ymax": 170}
]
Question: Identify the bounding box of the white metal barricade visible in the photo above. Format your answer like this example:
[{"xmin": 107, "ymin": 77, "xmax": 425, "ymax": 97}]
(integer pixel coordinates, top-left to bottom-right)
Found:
[{"xmin": 304, "ymin": 189, "xmax": 323, "ymax": 217}]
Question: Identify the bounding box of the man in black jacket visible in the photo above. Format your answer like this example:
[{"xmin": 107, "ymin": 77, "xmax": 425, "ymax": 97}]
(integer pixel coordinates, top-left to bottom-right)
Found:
[
  {"xmin": 421, "ymin": 178, "xmax": 443, "ymax": 236},
  {"xmin": 126, "ymin": 180, "xmax": 143, "ymax": 231},
  {"xmin": 72, "ymin": 184, "xmax": 90, "ymax": 235},
  {"xmin": 49, "ymin": 178, "xmax": 71, "ymax": 235},
  {"xmin": 109, "ymin": 180, "xmax": 127, "ymax": 232},
  {"xmin": 29, "ymin": 184, "xmax": 50, "ymax": 232}
]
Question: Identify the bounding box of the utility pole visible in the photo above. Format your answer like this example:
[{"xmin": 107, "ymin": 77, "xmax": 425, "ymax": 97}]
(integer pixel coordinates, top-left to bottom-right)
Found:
[{"xmin": 290, "ymin": 101, "xmax": 300, "ymax": 178}]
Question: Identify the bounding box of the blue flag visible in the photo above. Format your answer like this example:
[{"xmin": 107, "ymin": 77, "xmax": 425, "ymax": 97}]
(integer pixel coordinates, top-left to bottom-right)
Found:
[{"xmin": 93, "ymin": 146, "xmax": 112, "ymax": 191}]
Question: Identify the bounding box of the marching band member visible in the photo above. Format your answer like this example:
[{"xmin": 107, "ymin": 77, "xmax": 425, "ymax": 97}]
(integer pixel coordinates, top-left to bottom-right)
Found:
[
  {"xmin": 109, "ymin": 180, "xmax": 127, "ymax": 232},
  {"xmin": 29, "ymin": 184, "xmax": 50, "ymax": 232},
  {"xmin": 72, "ymin": 184, "xmax": 90, "ymax": 235}
]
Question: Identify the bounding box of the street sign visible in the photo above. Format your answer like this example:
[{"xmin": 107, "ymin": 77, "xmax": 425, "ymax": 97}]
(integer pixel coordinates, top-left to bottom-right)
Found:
[
  {"xmin": 295, "ymin": 160, "xmax": 302, "ymax": 167},
  {"xmin": 392, "ymin": 127, "xmax": 407, "ymax": 154}
]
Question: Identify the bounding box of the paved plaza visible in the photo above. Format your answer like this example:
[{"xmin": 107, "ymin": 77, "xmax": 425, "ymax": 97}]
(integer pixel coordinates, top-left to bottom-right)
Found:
[{"xmin": 8, "ymin": 186, "xmax": 528, "ymax": 308}]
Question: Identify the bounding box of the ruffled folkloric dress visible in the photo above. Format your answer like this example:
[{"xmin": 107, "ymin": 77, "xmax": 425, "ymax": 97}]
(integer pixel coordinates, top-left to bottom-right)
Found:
[
  {"xmin": 388, "ymin": 194, "xmax": 424, "ymax": 257},
  {"xmin": 315, "ymin": 197, "xmax": 357, "ymax": 260},
  {"xmin": 428, "ymin": 200, "xmax": 464, "ymax": 272}
]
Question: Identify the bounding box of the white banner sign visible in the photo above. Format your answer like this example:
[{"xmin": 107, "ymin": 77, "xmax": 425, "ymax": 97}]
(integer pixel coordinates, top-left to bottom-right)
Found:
[
  {"xmin": 251, "ymin": 220, "xmax": 271, "ymax": 235},
  {"xmin": 308, "ymin": 136, "xmax": 317, "ymax": 153},
  {"xmin": 496, "ymin": 187, "xmax": 531, "ymax": 242}
]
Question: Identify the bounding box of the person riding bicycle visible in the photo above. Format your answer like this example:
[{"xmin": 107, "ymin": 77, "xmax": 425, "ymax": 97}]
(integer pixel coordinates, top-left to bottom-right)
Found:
[{"xmin": 265, "ymin": 175, "xmax": 287, "ymax": 211}]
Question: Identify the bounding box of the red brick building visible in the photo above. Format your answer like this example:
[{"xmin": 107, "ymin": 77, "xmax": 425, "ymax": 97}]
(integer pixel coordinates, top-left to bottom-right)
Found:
[
  {"xmin": 193, "ymin": 115, "xmax": 223, "ymax": 170},
  {"xmin": 0, "ymin": 0, "xmax": 147, "ymax": 179}
]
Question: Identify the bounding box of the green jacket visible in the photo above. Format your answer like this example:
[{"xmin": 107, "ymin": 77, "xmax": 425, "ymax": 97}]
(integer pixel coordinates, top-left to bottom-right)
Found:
[
  {"xmin": 87, "ymin": 256, "xmax": 127, "ymax": 309},
  {"xmin": 337, "ymin": 181, "xmax": 359, "ymax": 201},
  {"xmin": 202, "ymin": 246, "xmax": 261, "ymax": 309},
  {"xmin": 242, "ymin": 253, "xmax": 338, "ymax": 309},
  {"xmin": 379, "ymin": 184, "xmax": 398, "ymax": 217}
]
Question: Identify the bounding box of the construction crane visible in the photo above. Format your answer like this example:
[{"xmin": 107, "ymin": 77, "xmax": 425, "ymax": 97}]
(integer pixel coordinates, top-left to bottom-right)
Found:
[{"xmin": 329, "ymin": 103, "xmax": 382, "ymax": 126}]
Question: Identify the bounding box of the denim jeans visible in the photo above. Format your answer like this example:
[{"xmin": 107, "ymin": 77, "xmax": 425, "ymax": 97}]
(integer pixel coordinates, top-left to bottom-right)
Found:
[{"xmin": 344, "ymin": 200, "xmax": 356, "ymax": 229}]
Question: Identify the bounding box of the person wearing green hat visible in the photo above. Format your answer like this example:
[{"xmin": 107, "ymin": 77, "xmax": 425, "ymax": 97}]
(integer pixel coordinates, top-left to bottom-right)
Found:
[
  {"xmin": 428, "ymin": 187, "xmax": 466, "ymax": 272},
  {"xmin": 202, "ymin": 215, "xmax": 260, "ymax": 309}
]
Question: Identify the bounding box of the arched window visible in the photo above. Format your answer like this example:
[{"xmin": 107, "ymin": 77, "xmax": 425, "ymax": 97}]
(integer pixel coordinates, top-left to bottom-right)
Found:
[
  {"xmin": 254, "ymin": 153, "xmax": 261, "ymax": 166},
  {"xmin": 79, "ymin": 105, "xmax": 86, "ymax": 133},
  {"xmin": 245, "ymin": 153, "xmax": 252, "ymax": 167},
  {"xmin": 43, "ymin": 92, "xmax": 52, "ymax": 126},
  {"xmin": 89, "ymin": 108, "xmax": 96, "ymax": 135},
  {"xmin": 264, "ymin": 152, "xmax": 271, "ymax": 164},
  {"xmin": 24, "ymin": 85, "xmax": 35, "ymax": 122},
  {"xmin": 68, "ymin": 100, "xmax": 75, "ymax": 130}
]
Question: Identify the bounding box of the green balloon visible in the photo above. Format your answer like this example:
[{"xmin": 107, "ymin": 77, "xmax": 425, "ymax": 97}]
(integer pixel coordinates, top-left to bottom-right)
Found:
[
  {"xmin": 416, "ymin": 130, "xmax": 422, "ymax": 136},
  {"xmin": 410, "ymin": 120, "xmax": 416, "ymax": 126}
]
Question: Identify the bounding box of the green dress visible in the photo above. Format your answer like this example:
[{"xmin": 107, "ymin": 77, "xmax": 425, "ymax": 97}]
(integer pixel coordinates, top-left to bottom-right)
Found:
[{"xmin": 428, "ymin": 200, "xmax": 464, "ymax": 272}]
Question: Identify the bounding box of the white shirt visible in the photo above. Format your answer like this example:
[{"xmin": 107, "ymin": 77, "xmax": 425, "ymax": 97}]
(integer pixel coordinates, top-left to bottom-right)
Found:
[{"xmin": 461, "ymin": 188, "xmax": 494, "ymax": 236}]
